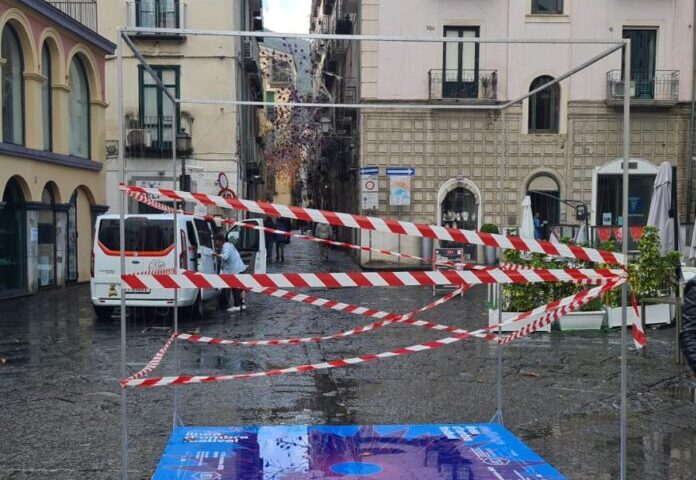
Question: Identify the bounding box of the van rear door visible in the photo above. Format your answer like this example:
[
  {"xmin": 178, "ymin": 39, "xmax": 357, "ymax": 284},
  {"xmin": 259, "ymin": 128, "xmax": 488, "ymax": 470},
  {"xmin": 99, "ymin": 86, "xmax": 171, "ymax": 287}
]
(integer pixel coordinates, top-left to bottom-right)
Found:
[
  {"xmin": 193, "ymin": 218, "xmax": 216, "ymax": 299},
  {"xmin": 94, "ymin": 217, "xmax": 177, "ymax": 300},
  {"xmin": 225, "ymin": 219, "xmax": 266, "ymax": 274}
]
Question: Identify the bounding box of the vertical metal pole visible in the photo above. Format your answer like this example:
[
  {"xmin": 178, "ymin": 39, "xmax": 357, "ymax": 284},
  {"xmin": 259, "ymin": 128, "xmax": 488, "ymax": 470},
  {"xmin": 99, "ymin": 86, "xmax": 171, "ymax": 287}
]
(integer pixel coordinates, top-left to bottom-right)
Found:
[
  {"xmin": 620, "ymin": 38, "xmax": 630, "ymax": 480},
  {"xmin": 490, "ymin": 110, "xmax": 505, "ymax": 425},
  {"xmin": 117, "ymin": 31, "xmax": 129, "ymax": 480},
  {"xmin": 172, "ymin": 100, "xmax": 180, "ymax": 430}
]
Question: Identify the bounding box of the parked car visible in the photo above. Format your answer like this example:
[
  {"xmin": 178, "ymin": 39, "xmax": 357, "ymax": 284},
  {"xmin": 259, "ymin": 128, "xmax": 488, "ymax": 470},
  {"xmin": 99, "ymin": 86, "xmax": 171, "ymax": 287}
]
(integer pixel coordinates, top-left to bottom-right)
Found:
[{"xmin": 90, "ymin": 214, "xmax": 218, "ymax": 321}]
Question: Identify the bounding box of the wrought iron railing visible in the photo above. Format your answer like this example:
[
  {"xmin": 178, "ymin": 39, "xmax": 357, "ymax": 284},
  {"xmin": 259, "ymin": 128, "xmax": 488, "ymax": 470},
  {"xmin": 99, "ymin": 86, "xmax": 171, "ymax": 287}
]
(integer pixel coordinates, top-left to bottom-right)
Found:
[
  {"xmin": 429, "ymin": 69, "xmax": 498, "ymax": 101},
  {"xmin": 126, "ymin": 1, "xmax": 186, "ymax": 31},
  {"xmin": 47, "ymin": 1, "xmax": 98, "ymax": 32},
  {"xmin": 606, "ymin": 70, "xmax": 679, "ymax": 103},
  {"xmin": 125, "ymin": 115, "xmax": 176, "ymax": 158}
]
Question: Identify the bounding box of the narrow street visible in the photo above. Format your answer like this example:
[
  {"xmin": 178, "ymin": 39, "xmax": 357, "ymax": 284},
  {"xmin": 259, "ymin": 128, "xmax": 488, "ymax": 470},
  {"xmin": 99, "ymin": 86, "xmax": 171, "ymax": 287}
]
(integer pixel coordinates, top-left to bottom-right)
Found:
[{"xmin": 0, "ymin": 237, "xmax": 695, "ymax": 479}]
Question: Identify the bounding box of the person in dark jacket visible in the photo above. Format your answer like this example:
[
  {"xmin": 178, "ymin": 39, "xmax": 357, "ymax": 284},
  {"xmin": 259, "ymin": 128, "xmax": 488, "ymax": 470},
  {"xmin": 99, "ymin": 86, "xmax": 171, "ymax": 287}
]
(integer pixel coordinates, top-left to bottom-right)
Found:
[
  {"xmin": 263, "ymin": 217, "xmax": 275, "ymax": 262},
  {"xmin": 681, "ymin": 277, "xmax": 696, "ymax": 375},
  {"xmin": 275, "ymin": 217, "xmax": 291, "ymax": 262}
]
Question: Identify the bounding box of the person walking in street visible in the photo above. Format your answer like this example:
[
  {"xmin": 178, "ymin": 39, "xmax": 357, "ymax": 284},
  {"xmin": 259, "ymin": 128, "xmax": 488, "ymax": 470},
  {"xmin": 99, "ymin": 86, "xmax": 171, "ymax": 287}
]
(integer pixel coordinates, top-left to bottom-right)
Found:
[
  {"xmin": 264, "ymin": 216, "xmax": 276, "ymax": 262},
  {"xmin": 275, "ymin": 217, "xmax": 291, "ymax": 262},
  {"xmin": 214, "ymin": 233, "xmax": 247, "ymax": 312},
  {"xmin": 314, "ymin": 222, "xmax": 332, "ymax": 261}
]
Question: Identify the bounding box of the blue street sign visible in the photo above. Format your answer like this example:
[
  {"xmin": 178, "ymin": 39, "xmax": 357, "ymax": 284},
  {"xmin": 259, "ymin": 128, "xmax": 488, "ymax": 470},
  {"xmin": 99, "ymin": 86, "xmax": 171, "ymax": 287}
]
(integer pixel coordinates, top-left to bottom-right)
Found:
[
  {"xmin": 359, "ymin": 166, "xmax": 379, "ymax": 175},
  {"xmin": 386, "ymin": 167, "xmax": 416, "ymax": 176}
]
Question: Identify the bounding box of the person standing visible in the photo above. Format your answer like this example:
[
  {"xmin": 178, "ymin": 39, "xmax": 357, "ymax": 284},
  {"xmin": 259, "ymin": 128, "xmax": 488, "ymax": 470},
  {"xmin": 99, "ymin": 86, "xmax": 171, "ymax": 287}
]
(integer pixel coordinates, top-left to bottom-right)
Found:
[
  {"xmin": 275, "ymin": 217, "xmax": 291, "ymax": 262},
  {"xmin": 533, "ymin": 212, "xmax": 543, "ymax": 240},
  {"xmin": 681, "ymin": 276, "xmax": 696, "ymax": 375},
  {"xmin": 314, "ymin": 222, "xmax": 332, "ymax": 261},
  {"xmin": 263, "ymin": 216, "xmax": 276, "ymax": 262},
  {"xmin": 214, "ymin": 233, "xmax": 247, "ymax": 312}
]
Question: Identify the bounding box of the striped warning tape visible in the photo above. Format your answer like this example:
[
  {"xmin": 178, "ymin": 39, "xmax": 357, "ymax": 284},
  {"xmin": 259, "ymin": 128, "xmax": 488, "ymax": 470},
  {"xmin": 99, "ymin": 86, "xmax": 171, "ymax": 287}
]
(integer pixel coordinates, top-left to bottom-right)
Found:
[
  {"xmin": 121, "ymin": 280, "xmax": 622, "ymax": 388},
  {"xmin": 126, "ymin": 190, "xmax": 522, "ymax": 271},
  {"xmin": 120, "ymin": 185, "xmax": 625, "ymax": 265},
  {"xmin": 122, "ymin": 268, "xmax": 625, "ymax": 292}
]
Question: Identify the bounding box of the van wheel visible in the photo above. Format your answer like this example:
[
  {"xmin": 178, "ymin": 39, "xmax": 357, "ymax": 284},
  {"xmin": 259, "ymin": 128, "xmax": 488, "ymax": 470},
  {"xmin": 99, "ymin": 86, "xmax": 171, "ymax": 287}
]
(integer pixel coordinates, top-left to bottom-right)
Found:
[{"xmin": 94, "ymin": 306, "xmax": 114, "ymax": 322}]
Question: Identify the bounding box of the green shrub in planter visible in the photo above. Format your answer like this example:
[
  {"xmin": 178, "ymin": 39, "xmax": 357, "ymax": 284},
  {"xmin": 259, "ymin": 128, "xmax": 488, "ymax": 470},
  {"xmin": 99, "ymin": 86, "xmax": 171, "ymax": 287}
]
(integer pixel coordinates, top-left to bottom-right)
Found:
[
  {"xmin": 633, "ymin": 226, "xmax": 680, "ymax": 300},
  {"xmin": 480, "ymin": 223, "xmax": 499, "ymax": 234}
]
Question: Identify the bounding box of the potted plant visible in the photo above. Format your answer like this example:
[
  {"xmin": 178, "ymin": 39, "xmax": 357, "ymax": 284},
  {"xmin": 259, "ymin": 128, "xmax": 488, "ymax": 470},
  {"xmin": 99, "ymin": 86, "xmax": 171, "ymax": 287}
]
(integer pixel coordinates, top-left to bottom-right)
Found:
[
  {"xmin": 479, "ymin": 74, "xmax": 492, "ymax": 100},
  {"xmin": 489, "ymin": 250, "xmax": 553, "ymax": 333},
  {"xmin": 630, "ymin": 226, "xmax": 680, "ymax": 325},
  {"xmin": 480, "ymin": 223, "xmax": 499, "ymax": 265}
]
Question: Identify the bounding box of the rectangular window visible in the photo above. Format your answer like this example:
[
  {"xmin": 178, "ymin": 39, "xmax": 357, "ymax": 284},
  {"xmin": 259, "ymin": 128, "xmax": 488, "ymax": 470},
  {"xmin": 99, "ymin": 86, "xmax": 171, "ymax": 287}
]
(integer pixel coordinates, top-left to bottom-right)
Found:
[
  {"xmin": 531, "ymin": 0, "xmax": 563, "ymax": 14},
  {"xmin": 98, "ymin": 218, "xmax": 174, "ymax": 253},
  {"xmin": 265, "ymin": 91, "xmax": 275, "ymax": 116},
  {"xmin": 442, "ymin": 26, "xmax": 479, "ymax": 99},
  {"xmin": 136, "ymin": 0, "xmax": 179, "ymax": 28},
  {"xmin": 138, "ymin": 65, "xmax": 180, "ymax": 153},
  {"xmin": 622, "ymin": 28, "xmax": 657, "ymax": 99}
]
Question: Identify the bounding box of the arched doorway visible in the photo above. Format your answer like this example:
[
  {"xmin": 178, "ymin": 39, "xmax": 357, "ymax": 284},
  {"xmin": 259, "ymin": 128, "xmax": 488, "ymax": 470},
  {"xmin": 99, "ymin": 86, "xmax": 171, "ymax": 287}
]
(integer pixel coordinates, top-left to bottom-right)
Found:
[
  {"xmin": 0, "ymin": 178, "xmax": 27, "ymax": 295},
  {"xmin": 437, "ymin": 178, "xmax": 481, "ymax": 261},
  {"xmin": 526, "ymin": 174, "xmax": 560, "ymax": 239}
]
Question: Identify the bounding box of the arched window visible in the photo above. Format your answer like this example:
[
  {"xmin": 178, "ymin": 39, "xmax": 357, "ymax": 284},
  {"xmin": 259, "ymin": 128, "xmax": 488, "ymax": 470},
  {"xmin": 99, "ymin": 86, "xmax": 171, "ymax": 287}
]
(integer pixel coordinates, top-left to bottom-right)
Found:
[
  {"xmin": 528, "ymin": 76, "xmax": 559, "ymax": 134},
  {"xmin": 69, "ymin": 56, "xmax": 90, "ymax": 158},
  {"xmin": 41, "ymin": 44, "xmax": 52, "ymax": 151},
  {"xmin": 2, "ymin": 25, "xmax": 24, "ymax": 145}
]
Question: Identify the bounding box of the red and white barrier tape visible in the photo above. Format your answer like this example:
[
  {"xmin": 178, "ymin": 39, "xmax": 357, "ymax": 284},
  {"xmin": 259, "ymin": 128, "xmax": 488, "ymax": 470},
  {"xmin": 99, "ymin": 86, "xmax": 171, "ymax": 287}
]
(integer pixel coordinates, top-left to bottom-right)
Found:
[
  {"xmin": 126, "ymin": 190, "xmax": 521, "ymax": 270},
  {"xmin": 125, "ymin": 332, "xmax": 178, "ymax": 382},
  {"xmin": 121, "ymin": 280, "xmax": 625, "ymax": 388},
  {"xmin": 177, "ymin": 286, "xmax": 478, "ymax": 347},
  {"xmin": 122, "ymin": 268, "xmax": 625, "ymax": 292},
  {"xmin": 120, "ymin": 185, "xmax": 625, "ymax": 265}
]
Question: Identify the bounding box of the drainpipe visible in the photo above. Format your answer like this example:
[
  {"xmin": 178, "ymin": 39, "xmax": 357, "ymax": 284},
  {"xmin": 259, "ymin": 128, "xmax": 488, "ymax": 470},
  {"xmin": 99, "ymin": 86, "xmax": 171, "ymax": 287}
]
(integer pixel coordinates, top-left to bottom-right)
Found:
[{"xmin": 686, "ymin": 1, "xmax": 696, "ymax": 223}]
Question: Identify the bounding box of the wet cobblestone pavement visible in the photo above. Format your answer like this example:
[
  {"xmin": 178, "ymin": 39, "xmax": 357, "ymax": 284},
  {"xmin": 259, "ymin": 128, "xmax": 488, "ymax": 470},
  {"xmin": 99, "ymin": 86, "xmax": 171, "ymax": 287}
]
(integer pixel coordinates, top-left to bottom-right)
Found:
[{"xmin": 1, "ymin": 237, "xmax": 695, "ymax": 479}]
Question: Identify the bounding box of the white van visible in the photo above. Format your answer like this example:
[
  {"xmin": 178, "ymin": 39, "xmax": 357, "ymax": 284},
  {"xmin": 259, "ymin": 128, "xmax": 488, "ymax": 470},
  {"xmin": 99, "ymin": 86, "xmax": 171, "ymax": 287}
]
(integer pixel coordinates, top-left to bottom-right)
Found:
[{"xmin": 90, "ymin": 214, "xmax": 218, "ymax": 321}]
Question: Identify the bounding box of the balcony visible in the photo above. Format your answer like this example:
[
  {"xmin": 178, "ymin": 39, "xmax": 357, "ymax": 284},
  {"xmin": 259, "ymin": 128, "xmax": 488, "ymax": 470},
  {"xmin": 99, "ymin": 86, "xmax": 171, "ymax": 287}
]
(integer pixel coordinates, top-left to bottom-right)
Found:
[
  {"xmin": 126, "ymin": 1, "xmax": 186, "ymax": 40},
  {"xmin": 125, "ymin": 116, "xmax": 178, "ymax": 158},
  {"xmin": 242, "ymin": 38, "xmax": 260, "ymax": 73},
  {"xmin": 47, "ymin": 1, "xmax": 98, "ymax": 32},
  {"xmin": 606, "ymin": 70, "xmax": 679, "ymax": 106},
  {"xmin": 428, "ymin": 69, "xmax": 498, "ymax": 103}
]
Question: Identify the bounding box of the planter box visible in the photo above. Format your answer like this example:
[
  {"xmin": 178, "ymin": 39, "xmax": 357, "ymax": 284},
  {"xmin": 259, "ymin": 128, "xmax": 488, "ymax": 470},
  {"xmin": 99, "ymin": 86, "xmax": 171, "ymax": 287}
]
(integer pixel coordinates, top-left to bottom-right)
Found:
[
  {"xmin": 559, "ymin": 311, "xmax": 605, "ymax": 331},
  {"xmin": 488, "ymin": 309, "xmax": 551, "ymax": 333},
  {"xmin": 606, "ymin": 306, "xmax": 639, "ymax": 328},
  {"xmin": 606, "ymin": 303, "xmax": 672, "ymax": 327}
]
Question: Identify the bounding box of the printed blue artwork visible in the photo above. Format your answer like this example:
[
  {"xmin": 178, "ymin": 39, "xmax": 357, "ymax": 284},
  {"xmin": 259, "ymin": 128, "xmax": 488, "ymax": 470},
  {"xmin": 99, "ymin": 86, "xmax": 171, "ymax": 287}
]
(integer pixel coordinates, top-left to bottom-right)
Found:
[{"xmin": 152, "ymin": 423, "xmax": 567, "ymax": 479}]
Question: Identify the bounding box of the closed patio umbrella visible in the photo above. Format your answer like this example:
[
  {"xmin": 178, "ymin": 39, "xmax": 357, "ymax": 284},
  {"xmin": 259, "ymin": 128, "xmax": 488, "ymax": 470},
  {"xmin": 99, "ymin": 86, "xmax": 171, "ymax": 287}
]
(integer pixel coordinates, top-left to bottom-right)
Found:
[
  {"xmin": 647, "ymin": 162, "xmax": 682, "ymax": 255},
  {"xmin": 519, "ymin": 195, "xmax": 535, "ymax": 240}
]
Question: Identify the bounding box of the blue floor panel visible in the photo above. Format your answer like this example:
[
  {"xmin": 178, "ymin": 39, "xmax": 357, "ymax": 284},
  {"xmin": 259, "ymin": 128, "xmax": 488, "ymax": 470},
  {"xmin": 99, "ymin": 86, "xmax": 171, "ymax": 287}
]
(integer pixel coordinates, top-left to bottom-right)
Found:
[{"xmin": 152, "ymin": 423, "xmax": 566, "ymax": 479}]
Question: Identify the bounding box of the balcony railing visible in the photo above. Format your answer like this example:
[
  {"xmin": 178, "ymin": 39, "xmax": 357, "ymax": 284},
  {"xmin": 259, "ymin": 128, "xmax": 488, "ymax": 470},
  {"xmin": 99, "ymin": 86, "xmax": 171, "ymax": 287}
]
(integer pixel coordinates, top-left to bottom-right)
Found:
[
  {"xmin": 125, "ymin": 116, "xmax": 177, "ymax": 158},
  {"xmin": 126, "ymin": 1, "xmax": 186, "ymax": 36},
  {"xmin": 47, "ymin": 1, "xmax": 98, "ymax": 32},
  {"xmin": 606, "ymin": 70, "xmax": 679, "ymax": 106},
  {"xmin": 429, "ymin": 69, "xmax": 498, "ymax": 102}
]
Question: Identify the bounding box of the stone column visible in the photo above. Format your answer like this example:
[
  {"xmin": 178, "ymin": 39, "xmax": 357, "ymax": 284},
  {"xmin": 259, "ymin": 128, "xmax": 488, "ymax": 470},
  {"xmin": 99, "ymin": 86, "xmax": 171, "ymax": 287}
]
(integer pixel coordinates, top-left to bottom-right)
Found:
[
  {"xmin": 25, "ymin": 208, "xmax": 39, "ymax": 293},
  {"xmin": 55, "ymin": 206, "xmax": 68, "ymax": 287}
]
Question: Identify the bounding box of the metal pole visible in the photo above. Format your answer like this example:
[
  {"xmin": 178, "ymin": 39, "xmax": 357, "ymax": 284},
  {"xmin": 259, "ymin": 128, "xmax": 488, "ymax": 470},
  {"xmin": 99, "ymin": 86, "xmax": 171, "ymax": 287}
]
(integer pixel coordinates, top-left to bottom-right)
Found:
[
  {"xmin": 686, "ymin": 1, "xmax": 696, "ymax": 223},
  {"xmin": 172, "ymin": 101, "xmax": 180, "ymax": 430},
  {"xmin": 117, "ymin": 31, "xmax": 128, "ymax": 480},
  {"xmin": 620, "ymin": 38, "xmax": 630, "ymax": 480}
]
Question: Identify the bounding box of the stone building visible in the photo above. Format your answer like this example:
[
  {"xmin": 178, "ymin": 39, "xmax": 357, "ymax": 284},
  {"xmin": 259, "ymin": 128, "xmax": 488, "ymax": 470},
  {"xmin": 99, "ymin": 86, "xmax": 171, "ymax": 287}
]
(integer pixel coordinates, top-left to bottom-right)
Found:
[
  {"xmin": 357, "ymin": 0, "xmax": 695, "ymax": 264},
  {"xmin": 0, "ymin": 0, "xmax": 114, "ymax": 298}
]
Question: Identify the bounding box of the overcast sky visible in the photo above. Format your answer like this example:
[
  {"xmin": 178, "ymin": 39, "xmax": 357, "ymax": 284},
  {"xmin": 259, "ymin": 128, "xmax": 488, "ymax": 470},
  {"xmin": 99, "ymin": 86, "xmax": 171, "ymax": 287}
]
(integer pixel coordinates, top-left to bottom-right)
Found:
[{"xmin": 263, "ymin": 0, "xmax": 311, "ymax": 33}]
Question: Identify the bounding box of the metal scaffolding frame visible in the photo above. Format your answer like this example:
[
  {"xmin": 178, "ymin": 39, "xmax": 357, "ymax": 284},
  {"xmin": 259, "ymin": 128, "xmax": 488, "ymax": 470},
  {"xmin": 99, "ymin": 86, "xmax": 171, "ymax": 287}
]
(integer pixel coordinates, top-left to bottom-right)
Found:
[{"xmin": 116, "ymin": 27, "xmax": 631, "ymax": 480}]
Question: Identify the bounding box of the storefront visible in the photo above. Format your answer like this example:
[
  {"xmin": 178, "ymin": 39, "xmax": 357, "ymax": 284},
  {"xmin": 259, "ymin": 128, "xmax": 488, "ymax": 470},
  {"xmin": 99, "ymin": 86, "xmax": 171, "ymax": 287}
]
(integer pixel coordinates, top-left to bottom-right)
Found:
[{"xmin": 437, "ymin": 178, "xmax": 481, "ymax": 262}]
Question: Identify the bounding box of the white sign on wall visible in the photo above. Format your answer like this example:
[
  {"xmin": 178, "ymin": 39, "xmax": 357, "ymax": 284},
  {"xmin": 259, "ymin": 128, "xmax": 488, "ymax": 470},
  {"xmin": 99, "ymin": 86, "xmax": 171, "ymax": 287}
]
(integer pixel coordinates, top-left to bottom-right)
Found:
[{"xmin": 360, "ymin": 166, "xmax": 379, "ymax": 210}]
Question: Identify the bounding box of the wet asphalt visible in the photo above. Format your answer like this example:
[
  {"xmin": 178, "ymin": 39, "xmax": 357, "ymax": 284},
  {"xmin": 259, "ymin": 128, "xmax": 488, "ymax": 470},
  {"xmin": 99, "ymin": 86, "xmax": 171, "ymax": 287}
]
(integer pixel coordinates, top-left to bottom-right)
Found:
[{"xmin": 1, "ymin": 237, "xmax": 695, "ymax": 479}]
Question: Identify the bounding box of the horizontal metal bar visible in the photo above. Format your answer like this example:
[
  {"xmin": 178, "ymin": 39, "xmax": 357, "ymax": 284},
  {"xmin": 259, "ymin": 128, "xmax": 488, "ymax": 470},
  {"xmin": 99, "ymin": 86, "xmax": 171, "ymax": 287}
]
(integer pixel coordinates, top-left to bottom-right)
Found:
[
  {"xmin": 176, "ymin": 98, "xmax": 505, "ymax": 110},
  {"xmin": 120, "ymin": 27, "xmax": 625, "ymax": 45}
]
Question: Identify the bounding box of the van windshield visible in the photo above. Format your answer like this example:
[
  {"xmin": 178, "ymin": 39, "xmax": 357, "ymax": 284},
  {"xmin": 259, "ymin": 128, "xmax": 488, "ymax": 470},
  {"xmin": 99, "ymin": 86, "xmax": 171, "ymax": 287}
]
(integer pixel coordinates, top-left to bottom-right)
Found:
[{"xmin": 98, "ymin": 218, "xmax": 175, "ymax": 253}]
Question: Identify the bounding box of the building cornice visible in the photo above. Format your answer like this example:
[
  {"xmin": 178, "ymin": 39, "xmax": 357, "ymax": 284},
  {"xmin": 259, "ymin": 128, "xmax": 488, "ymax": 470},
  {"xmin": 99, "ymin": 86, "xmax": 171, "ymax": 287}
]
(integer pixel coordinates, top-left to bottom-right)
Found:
[
  {"xmin": 0, "ymin": 142, "xmax": 103, "ymax": 172},
  {"xmin": 18, "ymin": 0, "xmax": 116, "ymax": 54}
]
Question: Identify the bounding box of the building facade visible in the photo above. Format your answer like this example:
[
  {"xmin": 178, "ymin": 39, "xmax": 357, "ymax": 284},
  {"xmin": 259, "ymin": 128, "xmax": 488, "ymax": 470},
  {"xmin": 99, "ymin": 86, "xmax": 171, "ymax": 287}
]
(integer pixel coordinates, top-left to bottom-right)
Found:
[
  {"xmin": 0, "ymin": 0, "xmax": 114, "ymax": 298},
  {"xmin": 99, "ymin": 0, "xmax": 265, "ymax": 214},
  {"xmin": 357, "ymin": 0, "xmax": 695, "ymax": 264}
]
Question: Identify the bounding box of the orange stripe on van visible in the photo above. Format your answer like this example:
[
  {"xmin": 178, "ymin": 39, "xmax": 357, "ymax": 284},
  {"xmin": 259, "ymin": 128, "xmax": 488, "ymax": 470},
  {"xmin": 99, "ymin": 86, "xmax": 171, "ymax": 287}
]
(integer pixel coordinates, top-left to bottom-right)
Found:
[{"xmin": 98, "ymin": 241, "xmax": 175, "ymax": 257}]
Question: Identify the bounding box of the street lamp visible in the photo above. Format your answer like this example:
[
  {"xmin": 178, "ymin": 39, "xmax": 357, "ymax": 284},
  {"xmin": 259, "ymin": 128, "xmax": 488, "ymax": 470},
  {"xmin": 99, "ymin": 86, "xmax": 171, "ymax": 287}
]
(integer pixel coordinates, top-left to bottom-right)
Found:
[
  {"xmin": 319, "ymin": 116, "xmax": 331, "ymax": 134},
  {"xmin": 176, "ymin": 129, "xmax": 192, "ymax": 191}
]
